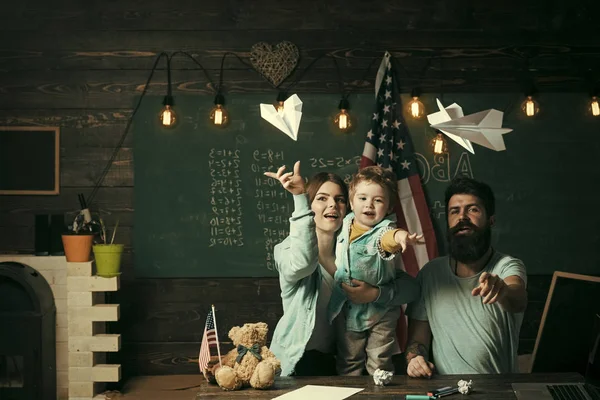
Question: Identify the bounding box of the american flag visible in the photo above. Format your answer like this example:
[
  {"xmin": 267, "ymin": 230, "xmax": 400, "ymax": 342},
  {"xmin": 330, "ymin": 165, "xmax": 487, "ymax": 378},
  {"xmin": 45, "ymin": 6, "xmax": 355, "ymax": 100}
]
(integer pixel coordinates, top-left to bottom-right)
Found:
[
  {"xmin": 199, "ymin": 309, "xmax": 220, "ymax": 372},
  {"xmin": 360, "ymin": 52, "xmax": 438, "ymax": 349}
]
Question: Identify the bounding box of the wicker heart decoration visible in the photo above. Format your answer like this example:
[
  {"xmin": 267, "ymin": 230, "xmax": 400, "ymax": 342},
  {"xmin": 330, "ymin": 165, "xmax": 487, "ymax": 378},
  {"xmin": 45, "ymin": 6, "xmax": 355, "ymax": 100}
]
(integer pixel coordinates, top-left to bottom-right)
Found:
[{"xmin": 250, "ymin": 41, "xmax": 299, "ymax": 88}]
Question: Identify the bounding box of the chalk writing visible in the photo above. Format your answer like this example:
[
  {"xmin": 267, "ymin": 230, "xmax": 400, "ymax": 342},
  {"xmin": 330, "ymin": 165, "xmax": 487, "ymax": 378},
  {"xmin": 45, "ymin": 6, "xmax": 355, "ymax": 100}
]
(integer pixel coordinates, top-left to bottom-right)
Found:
[
  {"xmin": 454, "ymin": 152, "xmax": 474, "ymax": 179},
  {"xmin": 415, "ymin": 151, "xmax": 474, "ymax": 185},
  {"xmin": 208, "ymin": 148, "xmax": 244, "ymax": 248},
  {"xmin": 308, "ymin": 156, "xmax": 361, "ymax": 169},
  {"xmin": 431, "ymin": 201, "xmax": 446, "ymax": 220},
  {"xmin": 253, "ymin": 149, "xmax": 289, "ymax": 270},
  {"xmin": 253, "ymin": 149, "xmax": 284, "ymax": 163}
]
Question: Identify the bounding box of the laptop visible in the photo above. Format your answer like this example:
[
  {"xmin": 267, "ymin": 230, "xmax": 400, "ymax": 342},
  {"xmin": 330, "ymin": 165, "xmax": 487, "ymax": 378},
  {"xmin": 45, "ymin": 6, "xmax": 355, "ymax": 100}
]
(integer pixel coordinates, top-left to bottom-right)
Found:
[{"xmin": 512, "ymin": 312, "xmax": 600, "ymax": 400}]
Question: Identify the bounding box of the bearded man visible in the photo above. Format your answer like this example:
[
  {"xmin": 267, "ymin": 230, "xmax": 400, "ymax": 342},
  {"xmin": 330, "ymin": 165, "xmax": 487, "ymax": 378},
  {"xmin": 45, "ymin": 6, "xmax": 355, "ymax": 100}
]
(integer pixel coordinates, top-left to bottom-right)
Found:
[{"xmin": 405, "ymin": 176, "xmax": 528, "ymax": 377}]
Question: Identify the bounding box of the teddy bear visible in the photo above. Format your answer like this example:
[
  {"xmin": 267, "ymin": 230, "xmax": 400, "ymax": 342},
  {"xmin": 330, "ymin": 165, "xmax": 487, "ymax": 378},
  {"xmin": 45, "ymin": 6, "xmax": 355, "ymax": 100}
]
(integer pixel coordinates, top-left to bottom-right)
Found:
[{"xmin": 209, "ymin": 322, "xmax": 281, "ymax": 391}]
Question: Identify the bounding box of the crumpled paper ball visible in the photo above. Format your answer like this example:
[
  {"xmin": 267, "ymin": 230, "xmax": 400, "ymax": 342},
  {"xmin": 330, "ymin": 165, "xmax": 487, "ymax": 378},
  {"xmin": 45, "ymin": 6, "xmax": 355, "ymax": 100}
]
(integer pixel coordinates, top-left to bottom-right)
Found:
[
  {"xmin": 458, "ymin": 379, "xmax": 473, "ymax": 394},
  {"xmin": 373, "ymin": 369, "xmax": 393, "ymax": 386}
]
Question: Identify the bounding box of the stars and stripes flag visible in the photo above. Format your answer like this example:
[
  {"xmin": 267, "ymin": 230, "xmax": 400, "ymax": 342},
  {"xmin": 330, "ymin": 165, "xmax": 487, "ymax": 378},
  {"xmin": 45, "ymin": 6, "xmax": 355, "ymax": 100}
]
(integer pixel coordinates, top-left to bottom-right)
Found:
[
  {"xmin": 360, "ymin": 52, "xmax": 438, "ymax": 350},
  {"xmin": 199, "ymin": 306, "xmax": 222, "ymax": 372}
]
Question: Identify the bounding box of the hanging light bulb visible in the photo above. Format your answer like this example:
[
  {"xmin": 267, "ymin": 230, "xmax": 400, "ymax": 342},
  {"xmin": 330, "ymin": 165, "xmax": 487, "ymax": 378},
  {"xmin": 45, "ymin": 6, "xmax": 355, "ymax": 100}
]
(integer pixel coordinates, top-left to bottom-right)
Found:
[
  {"xmin": 334, "ymin": 98, "xmax": 353, "ymax": 133},
  {"xmin": 159, "ymin": 96, "xmax": 177, "ymax": 127},
  {"xmin": 431, "ymin": 132, "xmax": 448, "ymax": 155},
  {"xmin": 209, "ymin": 94, "xmax": 229, "ymax": 127},
  {"xmin": 407, "ymin": 88, "xmax": 425, "ymax": 119},
  {"xmin": 335, "ymin": 110, "xmax": 351, "ymax": 131},
  {"xmin": 590, "ymin": 96, "xmax": 600, "ymax": 117},
  {"xmin": 521, "ymin": 95, "xmax": 540, "ymax": 117},
  {"xmin": 274, "ymin": 92, "xmax": 287, "ymax": 115},
  {"xmin": 275, "ymin": 101, "xmax": 285, "ymax": 114}
]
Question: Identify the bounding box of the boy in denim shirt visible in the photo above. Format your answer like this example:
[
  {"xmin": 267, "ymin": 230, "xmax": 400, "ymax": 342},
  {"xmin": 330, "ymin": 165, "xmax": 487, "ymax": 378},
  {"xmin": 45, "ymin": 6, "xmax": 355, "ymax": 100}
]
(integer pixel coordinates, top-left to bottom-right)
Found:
[{"xmin": 329, "ymin": 166, "xmax": 423, "ymax": 375}]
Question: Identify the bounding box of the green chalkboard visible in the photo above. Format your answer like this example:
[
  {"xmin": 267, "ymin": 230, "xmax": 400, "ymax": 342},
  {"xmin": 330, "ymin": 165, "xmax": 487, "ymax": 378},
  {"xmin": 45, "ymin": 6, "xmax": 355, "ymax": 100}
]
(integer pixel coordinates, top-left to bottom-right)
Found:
[{"xmin": 133, "ymin": 93, "xmax": 600, "ymax": 277}]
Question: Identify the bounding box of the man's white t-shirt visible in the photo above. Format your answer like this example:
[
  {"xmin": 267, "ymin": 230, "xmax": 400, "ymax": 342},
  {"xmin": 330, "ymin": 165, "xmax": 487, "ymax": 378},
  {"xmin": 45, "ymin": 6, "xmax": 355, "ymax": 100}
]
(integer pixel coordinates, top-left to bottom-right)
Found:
[{"xmin": 407, "ymin": 251, "xmax": 527, "ymax": 374}]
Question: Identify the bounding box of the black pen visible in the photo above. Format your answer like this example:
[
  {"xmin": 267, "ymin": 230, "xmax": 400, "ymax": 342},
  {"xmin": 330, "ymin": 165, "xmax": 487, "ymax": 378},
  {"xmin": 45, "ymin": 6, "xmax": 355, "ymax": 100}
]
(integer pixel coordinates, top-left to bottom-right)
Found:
[
  {"xmin": 437, "ymin": 387, "xmax": 459, "ymax": 397},
  {"xmin": 427, "ymin": 386, "xmax": 452, "ymax": 397}
]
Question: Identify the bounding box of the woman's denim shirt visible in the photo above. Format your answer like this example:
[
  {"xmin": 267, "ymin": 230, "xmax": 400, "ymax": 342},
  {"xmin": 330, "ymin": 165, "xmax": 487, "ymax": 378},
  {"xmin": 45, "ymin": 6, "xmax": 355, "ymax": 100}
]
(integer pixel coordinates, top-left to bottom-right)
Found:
[{"xmin": 269, "ymin": 194, "xmax": 322, "ymax": 376}]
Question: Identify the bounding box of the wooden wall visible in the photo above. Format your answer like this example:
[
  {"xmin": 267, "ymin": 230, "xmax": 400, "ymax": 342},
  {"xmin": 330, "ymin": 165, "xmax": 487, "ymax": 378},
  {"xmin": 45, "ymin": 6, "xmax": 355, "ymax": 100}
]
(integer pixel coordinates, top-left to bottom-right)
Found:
[{"xmin": 0, "ymin": 0, "xmax": 598, "ymax": 379}]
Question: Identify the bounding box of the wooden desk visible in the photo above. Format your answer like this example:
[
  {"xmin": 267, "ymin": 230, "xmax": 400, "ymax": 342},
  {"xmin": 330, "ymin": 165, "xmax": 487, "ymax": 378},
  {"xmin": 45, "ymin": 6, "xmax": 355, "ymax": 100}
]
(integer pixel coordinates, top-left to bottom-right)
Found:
[{"xmin": 116, "ymin": 372, "xmax": 583, "ymax": 399}]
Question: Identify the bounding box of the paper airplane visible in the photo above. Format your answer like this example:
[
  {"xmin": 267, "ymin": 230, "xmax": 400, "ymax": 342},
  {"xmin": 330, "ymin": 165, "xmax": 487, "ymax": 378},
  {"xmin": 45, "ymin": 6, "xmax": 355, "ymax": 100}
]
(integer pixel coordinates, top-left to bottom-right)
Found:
[
  {"xmin": 427, "ymin": 99, "xmax": 513, "ymax": 154},
  {"xmin": 260, "ymin": 94, "xmax": 303, "ymax": 141}
]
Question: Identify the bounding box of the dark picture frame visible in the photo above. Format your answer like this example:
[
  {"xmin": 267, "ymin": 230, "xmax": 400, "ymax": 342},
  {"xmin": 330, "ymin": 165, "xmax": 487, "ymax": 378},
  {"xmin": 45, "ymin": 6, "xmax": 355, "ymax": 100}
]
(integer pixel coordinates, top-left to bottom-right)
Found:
[{"xmin": 0, "ymin": 126, "xmax": 60, "ymax": 195}]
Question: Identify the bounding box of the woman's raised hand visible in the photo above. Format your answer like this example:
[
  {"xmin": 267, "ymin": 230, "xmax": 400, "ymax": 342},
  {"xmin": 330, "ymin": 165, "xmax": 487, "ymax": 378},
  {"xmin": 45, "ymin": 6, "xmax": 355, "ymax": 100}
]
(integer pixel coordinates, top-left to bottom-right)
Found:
[{"xmin": 264, "ymin": 161, "xmax": 305, "ymax": 195}]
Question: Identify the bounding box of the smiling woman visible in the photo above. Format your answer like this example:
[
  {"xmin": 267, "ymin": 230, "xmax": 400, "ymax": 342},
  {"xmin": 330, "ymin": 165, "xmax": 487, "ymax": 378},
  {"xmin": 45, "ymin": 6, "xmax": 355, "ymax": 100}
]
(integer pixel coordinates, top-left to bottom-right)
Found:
[{"xmin": 264, "ymin": 161, "xmax": 349, "ymax": 376}]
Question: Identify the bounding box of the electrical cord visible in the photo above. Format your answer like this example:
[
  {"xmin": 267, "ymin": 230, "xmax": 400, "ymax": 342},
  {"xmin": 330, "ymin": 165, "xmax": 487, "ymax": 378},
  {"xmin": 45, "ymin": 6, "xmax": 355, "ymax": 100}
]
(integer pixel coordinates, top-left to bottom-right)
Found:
[{"xmin": 87, "ymin": 52, "xmax": 170, "ymax": 206}]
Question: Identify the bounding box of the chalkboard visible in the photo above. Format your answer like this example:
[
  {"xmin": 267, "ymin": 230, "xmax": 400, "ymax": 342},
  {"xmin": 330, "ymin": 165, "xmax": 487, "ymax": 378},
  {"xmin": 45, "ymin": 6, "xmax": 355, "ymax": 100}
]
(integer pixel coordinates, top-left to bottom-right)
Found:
[
  {"xmin": 133, "ymin": 93, "xmax": 600, "ymax": 277},
  {"xmin": 0, "ymin": 126, "xmax": 60, "ymax": 195}
]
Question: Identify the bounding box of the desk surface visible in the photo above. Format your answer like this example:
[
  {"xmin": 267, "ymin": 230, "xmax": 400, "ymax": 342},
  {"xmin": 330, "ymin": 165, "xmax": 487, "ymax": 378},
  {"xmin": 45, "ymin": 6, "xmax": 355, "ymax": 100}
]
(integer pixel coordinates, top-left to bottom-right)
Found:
[{"xmin": 118, "ymin": 372, "xmax": 583, "ymax": 399}]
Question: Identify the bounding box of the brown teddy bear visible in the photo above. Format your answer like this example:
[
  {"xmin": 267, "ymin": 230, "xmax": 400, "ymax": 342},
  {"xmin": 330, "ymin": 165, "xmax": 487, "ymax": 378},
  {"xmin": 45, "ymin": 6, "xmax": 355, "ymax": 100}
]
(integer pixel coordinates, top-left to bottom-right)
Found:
[{"xmin": 211, "ymin": 322, "xmax": 281, "ymax": 391}]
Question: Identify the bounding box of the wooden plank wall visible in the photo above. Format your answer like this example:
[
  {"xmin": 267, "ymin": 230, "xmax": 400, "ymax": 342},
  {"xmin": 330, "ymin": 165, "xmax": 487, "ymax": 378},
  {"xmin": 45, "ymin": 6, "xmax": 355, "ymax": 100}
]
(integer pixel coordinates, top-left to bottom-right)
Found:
[{"xmin": 0, "ymin": 0, "xmax": 597, "ymax": 379}]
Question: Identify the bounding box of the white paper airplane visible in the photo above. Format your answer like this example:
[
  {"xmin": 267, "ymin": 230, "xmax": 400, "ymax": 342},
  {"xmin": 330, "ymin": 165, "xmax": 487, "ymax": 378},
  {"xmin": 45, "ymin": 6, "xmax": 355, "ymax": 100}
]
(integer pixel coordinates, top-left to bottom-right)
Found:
[
  {"xmin": 260, "ymin": 94, "xmax": 303, "ymax": 141},
  {"xmin": 427, "ymin": 99, "xmax": 513, "ymax": 154}
]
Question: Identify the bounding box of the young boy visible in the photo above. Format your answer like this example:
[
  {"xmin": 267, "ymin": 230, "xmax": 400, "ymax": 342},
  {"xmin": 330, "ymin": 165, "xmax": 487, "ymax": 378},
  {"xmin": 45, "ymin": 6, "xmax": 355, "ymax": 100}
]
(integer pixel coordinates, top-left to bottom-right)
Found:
[{"xmin": 328, "ymin": 166, "xmax": 422, "ymax": 376}]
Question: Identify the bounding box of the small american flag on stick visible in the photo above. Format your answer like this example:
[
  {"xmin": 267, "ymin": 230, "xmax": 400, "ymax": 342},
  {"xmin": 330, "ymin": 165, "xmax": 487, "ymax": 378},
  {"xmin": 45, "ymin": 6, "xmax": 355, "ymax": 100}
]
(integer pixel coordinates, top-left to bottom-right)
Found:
[{"xmin": 199, "ymin": 305, "xmax": 222, "ymax": 372}]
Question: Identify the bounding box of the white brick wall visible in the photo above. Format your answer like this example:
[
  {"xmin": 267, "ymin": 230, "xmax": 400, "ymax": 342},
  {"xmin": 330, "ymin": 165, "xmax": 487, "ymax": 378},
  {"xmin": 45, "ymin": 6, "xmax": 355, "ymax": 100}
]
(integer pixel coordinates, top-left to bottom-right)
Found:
[{"xmin": 0, "ymin": 255, "xmax": 121, "ymax": 400}]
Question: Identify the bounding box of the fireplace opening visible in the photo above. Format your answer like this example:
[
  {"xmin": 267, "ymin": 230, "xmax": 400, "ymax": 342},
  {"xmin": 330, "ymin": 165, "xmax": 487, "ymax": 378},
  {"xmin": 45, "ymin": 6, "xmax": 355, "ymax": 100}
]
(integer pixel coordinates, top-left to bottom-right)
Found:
[
  {"xmin": 1, "ymin": 356, "xmax": 24, "ymax": 388},
  {"xmin": 0, "ymin": 261, "xmax": 56, "ymax": 400}
]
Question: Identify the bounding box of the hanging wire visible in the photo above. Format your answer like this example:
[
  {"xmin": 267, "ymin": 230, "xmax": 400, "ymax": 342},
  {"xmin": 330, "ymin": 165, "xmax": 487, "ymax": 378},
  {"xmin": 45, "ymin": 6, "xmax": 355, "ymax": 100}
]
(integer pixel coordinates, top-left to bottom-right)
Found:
[
  {"xmin": 331, "ymin": 55, "xmax": 346, "ymax": 99},
  {"xmin": 87, "ymin": 52, "xmax": 169, "ymax": 206},
  {"xmin": 280, "ymin": 51, "xmax": 379, "ymax": 100},
  {"xmin": 88, "ymin": 51, "xmax": 222, "ymax": 205},
  {"xmin": 281, "ymin": 52, "xmax": 331, "ymax": 94},
  {"xmin": 439, "ymin": 56, "xmax": 444, "ymax": 103},
  {"xmin": 341, "ymin": 55, "xmax": 380, "ymax": 99},
  {"xmin": 500, "ymin": 52, "xmax": 526, "ymax": 116},
  {"xmin": 169, "ymin": 51, "xmax": 217, "ymax": 93},
  {"xmin": 216, "ymin": 52, "xmax": 254, "ymax": 93},
  {"xmin": 166, "ymin": 55, "xmax": 173, "ymax": 98},
  {"xmin": 390, "ymin": 54, "xmax": 433, "ymax": 88}
]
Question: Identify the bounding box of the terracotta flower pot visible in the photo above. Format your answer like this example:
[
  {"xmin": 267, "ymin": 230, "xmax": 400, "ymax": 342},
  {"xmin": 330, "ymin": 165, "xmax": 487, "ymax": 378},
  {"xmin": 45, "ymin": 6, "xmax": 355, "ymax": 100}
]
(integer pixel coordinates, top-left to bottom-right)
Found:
[{"xmin": 61, "ymin": 234, "xmax": 94, "ymax": 262}]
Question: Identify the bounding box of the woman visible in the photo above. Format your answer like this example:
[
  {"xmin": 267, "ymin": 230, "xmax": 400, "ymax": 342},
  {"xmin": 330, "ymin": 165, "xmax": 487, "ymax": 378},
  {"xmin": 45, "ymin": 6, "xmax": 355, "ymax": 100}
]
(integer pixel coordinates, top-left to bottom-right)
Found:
[{"xmin": 266, "ymin": 161, "xmax": 420, "ymax": 376}]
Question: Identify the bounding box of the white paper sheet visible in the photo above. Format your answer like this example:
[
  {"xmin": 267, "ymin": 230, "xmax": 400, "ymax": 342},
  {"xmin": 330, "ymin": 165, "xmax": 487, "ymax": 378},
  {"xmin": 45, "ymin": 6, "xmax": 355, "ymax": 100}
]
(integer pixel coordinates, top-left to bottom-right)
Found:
[
  {"xmin": 270, "ymin": 384, "xmax": 364, "ymax": 400},
  {"xmin": 260, "ymin": 94, "xmax": 303, "ymax": 140}
]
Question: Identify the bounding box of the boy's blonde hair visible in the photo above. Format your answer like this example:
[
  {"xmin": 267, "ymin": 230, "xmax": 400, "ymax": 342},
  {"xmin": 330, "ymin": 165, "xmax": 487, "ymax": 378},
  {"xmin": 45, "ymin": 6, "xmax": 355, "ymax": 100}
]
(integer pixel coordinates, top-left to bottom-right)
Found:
[{"xmin": 349, "ymin": 166, "xmax": 398, "ymax": 210}]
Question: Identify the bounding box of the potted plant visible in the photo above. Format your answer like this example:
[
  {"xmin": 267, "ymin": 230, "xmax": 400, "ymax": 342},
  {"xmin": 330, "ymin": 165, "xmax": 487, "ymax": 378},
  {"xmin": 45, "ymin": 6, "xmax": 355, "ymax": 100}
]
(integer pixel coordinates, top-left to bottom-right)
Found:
[
  {"xmin": 92, "ymin": 218, "xmax": 124, "ymax": 277},
  {"xmin": 61, "ymin": 208, "xmax": 96, "ymax": 262}
]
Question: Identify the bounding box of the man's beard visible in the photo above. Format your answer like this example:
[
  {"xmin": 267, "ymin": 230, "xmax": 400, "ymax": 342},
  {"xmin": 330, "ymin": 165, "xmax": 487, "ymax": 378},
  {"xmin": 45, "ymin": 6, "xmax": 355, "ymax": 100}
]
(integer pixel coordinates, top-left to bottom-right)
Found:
[{"xmin": 447, "ymin": 220, "xmax": 492, "ymax": 263}]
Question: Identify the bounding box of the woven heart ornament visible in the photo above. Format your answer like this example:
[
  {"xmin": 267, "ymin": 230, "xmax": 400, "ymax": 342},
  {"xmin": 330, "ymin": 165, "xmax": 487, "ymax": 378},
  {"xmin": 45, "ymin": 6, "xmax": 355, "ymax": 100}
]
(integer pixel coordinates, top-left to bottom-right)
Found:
[{"xmin": 250, "ymin": 41, "xmax": 299, "ymax": 88}]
